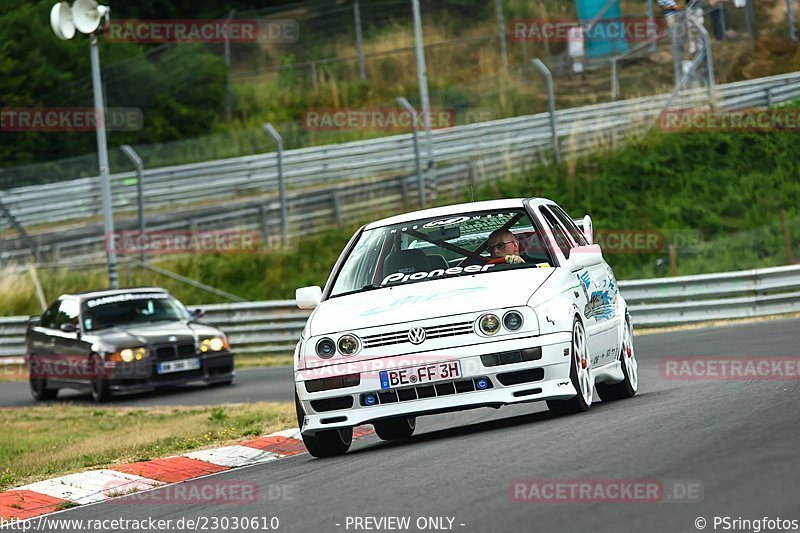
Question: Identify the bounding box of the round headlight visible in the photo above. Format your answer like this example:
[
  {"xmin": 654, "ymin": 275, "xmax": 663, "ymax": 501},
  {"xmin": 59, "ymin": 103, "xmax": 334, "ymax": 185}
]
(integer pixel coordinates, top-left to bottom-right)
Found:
[
  {"xmin": 209, "ymin": 337, "xmax": 225, "ymax": 351},
  {"xmin": 316, "ymin": 338, "xmax": 336, "ymax": 358},
  {"xmin": 338, "ymin": 334, "xmax": 360, "ymax": 356},
  {"xmin": 503, "ymin": 311, "xmax": 524, "ymax": 331},
  {"xmin": 120, "ymin": 348, "xmax": 134, "ymax": 362},
  {"xmin": 478, "ymin": 314, "xmax": 501, "ymax": 336}
]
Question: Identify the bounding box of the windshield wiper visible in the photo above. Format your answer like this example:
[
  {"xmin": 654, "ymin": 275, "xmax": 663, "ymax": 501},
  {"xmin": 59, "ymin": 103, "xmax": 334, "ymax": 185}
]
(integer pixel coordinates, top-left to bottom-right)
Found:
[{"xmin": 331, "ymin": 283, "xmax": 385, "ymax": 298}]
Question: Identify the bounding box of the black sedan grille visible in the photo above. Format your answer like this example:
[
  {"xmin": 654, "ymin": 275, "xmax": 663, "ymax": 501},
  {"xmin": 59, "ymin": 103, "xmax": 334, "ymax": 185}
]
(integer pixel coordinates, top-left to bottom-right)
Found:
[{"xmin": 153, "ymin": 342, "xmax": 196, "ymax": 361}]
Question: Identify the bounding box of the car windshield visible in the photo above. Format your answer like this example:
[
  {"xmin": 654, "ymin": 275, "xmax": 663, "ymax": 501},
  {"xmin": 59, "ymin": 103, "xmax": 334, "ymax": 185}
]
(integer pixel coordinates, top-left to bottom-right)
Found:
[
  {"xmin": 329, "ymin": 208, "xmax": 554, "ymax": 297},
  {"xmin": 80, "ymin": 292, "xmax": 191, "ymax": 332}
]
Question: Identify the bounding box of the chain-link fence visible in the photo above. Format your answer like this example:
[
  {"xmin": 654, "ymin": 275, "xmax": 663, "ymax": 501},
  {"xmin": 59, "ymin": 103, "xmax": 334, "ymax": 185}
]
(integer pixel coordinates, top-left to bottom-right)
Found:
[{"xmin": 3, "ymin": 0, "xmax": 780, "ymax": 186}]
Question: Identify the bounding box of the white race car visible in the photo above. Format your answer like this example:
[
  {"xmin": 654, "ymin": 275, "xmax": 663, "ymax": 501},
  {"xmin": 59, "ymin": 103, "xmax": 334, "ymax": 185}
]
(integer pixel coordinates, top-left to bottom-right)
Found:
[{"xmin": 294, "ymin": 198, "xmax": 638, "ymax": 457}]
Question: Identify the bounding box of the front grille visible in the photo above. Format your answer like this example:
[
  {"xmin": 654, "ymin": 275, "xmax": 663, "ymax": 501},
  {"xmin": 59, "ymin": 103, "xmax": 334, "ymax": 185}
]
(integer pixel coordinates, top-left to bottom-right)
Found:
[
  {"xmin": 360, "ymin": 376, "xmax": 493, "ymax": 406},
  {"xmin": 310, "ymin": 396, "xmax": 354, "ymax": 412},
  {"xmin": 153, "ymin": 342, "xmax": 196, "ymax": 361},
  {"xmin": 152, "ymin": 368, "xmax": 203, "ymax": 382},
  {"xmin": 496, "ymin": 368, "xmax": 544, "ymax": 386},
  {"xmin": 305, "ymin": 374, "xmax": 360, "ymax": 393},
  {"xmin": 481, "ymin": 347, "xmax": 542, "ymax": 367},
  {"xmin": 362, "ymin": 321, "xmax": 474, "ymax": 349}
]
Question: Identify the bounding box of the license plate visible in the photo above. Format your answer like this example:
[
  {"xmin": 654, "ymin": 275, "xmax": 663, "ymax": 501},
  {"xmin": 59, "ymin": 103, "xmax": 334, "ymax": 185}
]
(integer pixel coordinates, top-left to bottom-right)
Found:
[
  {"xmin": 157, "ymin": 358, "xmax": 201, "ymax": 375},
  {"xmin": 379, "ymin": 361, "xmax": 461, "ymax": 390}
]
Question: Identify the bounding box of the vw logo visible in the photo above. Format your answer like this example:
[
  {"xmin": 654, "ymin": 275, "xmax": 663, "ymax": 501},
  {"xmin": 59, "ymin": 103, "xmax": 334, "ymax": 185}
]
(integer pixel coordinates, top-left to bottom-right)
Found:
[{"xmin": 407, "ymin": 327, "xmax": 426, "ymax": 345}]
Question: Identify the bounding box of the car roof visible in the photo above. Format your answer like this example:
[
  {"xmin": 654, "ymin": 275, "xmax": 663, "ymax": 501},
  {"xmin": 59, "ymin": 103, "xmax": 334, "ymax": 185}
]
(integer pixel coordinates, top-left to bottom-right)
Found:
[
  {"xmin": 364, "ymin": 197, "xmax": 551, "ymax": 230},
  {"xmin": 61, "ymin": 287, "xmax": 170, "ymax": 303}
]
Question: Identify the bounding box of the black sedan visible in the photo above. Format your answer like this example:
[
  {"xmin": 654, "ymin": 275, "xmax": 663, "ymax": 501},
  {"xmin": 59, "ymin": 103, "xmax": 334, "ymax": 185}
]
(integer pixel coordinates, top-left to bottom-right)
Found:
[{"xmin": 25, "ymin": 287, "xmax": 235, "ymax": 402}]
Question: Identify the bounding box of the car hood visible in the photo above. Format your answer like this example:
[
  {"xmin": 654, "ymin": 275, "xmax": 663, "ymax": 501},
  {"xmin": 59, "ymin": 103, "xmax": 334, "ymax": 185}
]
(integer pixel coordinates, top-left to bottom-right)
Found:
[
  {"xmin": 309, "ymin": 268, "xmax": 554, "ymax": 336},
  {"xmin": 89, "ymin": 321, "xmax": 222, "ymax": 348}
]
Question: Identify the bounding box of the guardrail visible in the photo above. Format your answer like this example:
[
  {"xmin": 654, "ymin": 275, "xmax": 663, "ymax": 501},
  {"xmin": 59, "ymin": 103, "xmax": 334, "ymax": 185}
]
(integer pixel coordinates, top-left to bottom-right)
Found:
[
  {"xmin": 2, "ymin": 264, "xmax": 799, "ymax": 360},
  {"xmin": 4, "ymin": 72, "xmax": 800, "ymax": 264},
  {"xmin": 2, "ymin": 71, "xmax": 800, "ymax": 253},
  {"xmin": 619, "ymin": 264, "xmax": 800, "ymax": 326}
]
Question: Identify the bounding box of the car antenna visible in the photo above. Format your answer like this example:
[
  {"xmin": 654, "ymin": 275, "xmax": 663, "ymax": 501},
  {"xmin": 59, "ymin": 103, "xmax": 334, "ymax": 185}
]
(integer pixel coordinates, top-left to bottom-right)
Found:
[{"xmin": 468, "ymin": 161, "xmax": 475, "ymax": 202}]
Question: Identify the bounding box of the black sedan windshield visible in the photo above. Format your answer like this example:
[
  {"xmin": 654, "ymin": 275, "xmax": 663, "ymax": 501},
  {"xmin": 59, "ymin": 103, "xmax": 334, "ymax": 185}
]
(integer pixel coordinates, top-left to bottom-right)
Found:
[{"xmin": 81, "ymin": 292, "xmax": 191, "ymax": 332}]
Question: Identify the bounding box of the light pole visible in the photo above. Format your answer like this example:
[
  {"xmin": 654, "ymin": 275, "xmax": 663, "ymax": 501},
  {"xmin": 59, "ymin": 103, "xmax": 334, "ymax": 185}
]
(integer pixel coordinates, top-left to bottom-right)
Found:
[
  {"xmin": 263, "ymin": 123, "xmax": 287, "ymax": 247},
  {"xmin": 411, "ymin": 0, "xmax": 436, "ymax": 201},
  {"xmin": 396, "ymin": 97, "xmax": 424, "ymax": 208},
  {"xmin": 50, "ymin": 0, "xmax": 118, "ymax": 288}
]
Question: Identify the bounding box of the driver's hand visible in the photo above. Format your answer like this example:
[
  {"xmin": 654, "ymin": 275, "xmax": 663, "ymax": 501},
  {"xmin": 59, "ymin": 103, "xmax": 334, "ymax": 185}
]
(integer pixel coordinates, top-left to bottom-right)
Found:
[{"xmin": 505, "ymin": 255, "xmax": 525, "ymax": 264}]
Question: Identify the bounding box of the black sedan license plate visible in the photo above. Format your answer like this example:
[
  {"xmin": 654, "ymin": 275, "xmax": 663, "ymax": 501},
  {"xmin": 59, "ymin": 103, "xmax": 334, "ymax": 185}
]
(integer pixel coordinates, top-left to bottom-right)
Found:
[
  {"xmin": 156, "ymin": 357, "xmax": 201, "ymax": 375},
  {"xmin": 379, "ymin": 361, "xmax": 461, "ymax": 390}
]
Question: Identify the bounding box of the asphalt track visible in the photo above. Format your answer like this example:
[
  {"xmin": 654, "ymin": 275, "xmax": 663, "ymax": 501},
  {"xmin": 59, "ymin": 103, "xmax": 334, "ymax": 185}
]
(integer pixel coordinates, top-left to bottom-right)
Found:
[
  {"xmin": 0, "ymin": 366, "xmax": 294, "ymax": 407},
  {"xmin": 9, "ymin": 318, "xmax": 800, "ymax": 533}
]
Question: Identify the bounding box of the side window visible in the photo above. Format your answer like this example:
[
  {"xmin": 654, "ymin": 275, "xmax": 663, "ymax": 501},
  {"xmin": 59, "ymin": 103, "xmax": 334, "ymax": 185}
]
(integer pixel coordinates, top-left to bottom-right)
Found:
[
  {"xmin": 52, "ymin": 299, "xmax": 80, "ymax": 330},
  {"xmin": 550, "ymin": 205, "xmax": 588, "ymax": 247},
  {"xmin": 538, "ymin": 207, "xmax": 575, "ymax": 258},
  {"xmin": 39, "ymin": 301, "xmax": 60, "ymax": 329}
]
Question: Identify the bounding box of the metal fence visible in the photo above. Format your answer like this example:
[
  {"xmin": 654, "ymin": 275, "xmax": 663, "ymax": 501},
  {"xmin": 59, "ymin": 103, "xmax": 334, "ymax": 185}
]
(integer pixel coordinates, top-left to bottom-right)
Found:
[
  {"xmin": 2, "ymin": 264, "xmax": 799, "ymax": 360},
  {"xmin": 620, "ymin": 264, "xmax": 800, "ymax": 326},
  {"xmin": 3, "ymin": 71, "xmax": 800, "ymax": 264}
]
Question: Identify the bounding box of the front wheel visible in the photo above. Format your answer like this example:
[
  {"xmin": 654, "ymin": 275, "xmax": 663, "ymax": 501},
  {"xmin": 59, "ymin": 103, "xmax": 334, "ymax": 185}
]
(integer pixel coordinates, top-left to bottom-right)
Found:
[
  {"xmin": 29, "ymin": 376, "xmax": 58, "ymax": 401},
  {"xmin": 90, "ymin": 356, "xmax": 111, "ymax": 403},
  {"xmin": 374, "ymin": 417, "xmax": 416, "ymax": 441},
  {"xmin": 295, "ymin": 392, "xmax": 352, "ymax": 458},
  {"xmin": 547, "ymin": 317, "xmax": 592, "ymax": 416},
  {"xmin": 596, "ymin": 313, "xmax": 638, "ymax": 402}
]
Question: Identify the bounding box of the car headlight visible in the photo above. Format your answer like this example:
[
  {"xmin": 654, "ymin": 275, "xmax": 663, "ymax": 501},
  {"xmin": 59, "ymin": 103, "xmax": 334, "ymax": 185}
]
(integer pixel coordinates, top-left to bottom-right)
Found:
[
  {"xmin": 316, "ymin": 338, "xmax": 336, "ymax": 358},
  {"xmin": 113, "ymin": 347, "xmax": 147, "ymax": 362},
  {"xmin": 503, "ymin": 311, "xmax": 524, "ymax": 331},
  {"xmin": 200, "ymin": 337, "xmax": 229, "ymax": 352},
  {"xmin": 478, "ymin": 314, "xmax": 501, "ymax": 336},
  {"xmin": 337, "ymin": 334, "xmax": 360, "ymax": 356}
]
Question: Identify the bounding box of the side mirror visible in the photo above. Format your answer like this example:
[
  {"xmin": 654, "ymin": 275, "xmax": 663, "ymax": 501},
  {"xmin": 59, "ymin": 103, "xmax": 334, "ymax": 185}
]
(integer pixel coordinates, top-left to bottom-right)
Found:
[
  {"xmin": 296, "ymin": 286, "xmax": 322, "ymax": 310},
  {"xmin": 190, "ymin": 308, "xmax": 205, "ymax": 320},
  {"xmin": 567, "ymin": 244, "xmax": 603, "ymax": 271},
  {"xmin": 60, "ymin": 322, "xmax": 78, "ymax": 333},
  {"xmin": 582, "ymin": 215, "xmax": 593, "ymax": 245}
]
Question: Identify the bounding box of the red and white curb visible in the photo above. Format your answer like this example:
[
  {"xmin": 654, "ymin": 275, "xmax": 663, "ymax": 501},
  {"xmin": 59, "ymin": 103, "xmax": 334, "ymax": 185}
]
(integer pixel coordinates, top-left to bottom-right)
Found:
[{"xmin": 0, "ymin": 426, "xmax": 374, "ymax": 522}]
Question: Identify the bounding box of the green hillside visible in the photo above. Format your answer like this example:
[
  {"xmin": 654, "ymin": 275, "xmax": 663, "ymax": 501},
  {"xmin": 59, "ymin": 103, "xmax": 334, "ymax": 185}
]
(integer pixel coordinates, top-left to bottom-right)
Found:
[{"xmin": 3, "ymin": 118, "xmax": 798, "ymax": 316}]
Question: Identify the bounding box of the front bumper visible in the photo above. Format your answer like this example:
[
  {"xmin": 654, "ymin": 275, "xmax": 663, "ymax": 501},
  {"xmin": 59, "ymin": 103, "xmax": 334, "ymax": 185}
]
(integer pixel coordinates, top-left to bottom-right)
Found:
[
  {"xmin": 107, "ymin": 351, "xmax": 235, "ymax": 395},
  {"xmin": 295, "ymin": 332, "xmax": 573, "ymax": 435}
]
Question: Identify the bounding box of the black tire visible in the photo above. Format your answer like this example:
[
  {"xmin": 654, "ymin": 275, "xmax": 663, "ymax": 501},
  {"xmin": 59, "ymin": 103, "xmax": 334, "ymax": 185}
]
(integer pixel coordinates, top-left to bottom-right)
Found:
[
  {"xmin": 295, "ymin": 392, "xmax": 352, "ymax": 458},
  {"xmin": 596, "ymin": 313, "xmax": 638, "ymax": 402},
  {"xmin": 373, "ymin": 417, "xmax": 416, "ymax": 441},
  {"xmin": 547, "ymin": 317, "xmax": 592, "ymax": 416},
  {"xmin": 29, "ymin": 377, "xmax": 58, "ymax": 401},
  {"xmin": 90, "ymin": 356, "xmax": 111, "ymax": 403}
]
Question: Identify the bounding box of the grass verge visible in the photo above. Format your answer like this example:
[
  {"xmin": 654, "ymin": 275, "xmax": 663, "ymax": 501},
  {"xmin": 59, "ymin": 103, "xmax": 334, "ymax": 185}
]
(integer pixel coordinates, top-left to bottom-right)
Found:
[
  {"xmin": 0, "ymin": 355, "xmax": 294, "ymax": 383},
  {"xmin": 235, "ymin": 355, "xmax": 294, "ymax": 369},
  {"xmin": 0, "ymin": 402, "xmax": 295, "ymax": 492}
]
